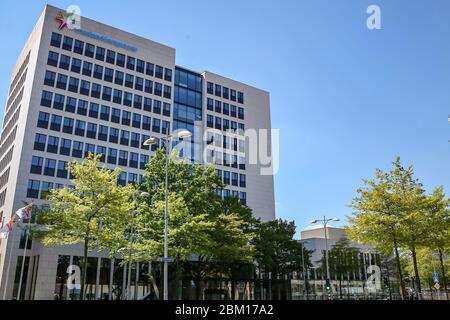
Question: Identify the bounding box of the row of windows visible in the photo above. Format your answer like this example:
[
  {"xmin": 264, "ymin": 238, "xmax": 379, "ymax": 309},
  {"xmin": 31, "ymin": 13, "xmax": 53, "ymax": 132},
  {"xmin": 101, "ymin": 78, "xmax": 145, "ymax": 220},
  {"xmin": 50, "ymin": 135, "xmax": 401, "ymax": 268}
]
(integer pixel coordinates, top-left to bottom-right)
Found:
[
  {"xmin": 0, "ymin": 127, "xmax": 17, "ymax": 161},
  {"xmin": 27, "ymin": 178, "xmax": 246, "ymax": 205},
  {"xmin": 33, "ymin": 133, "xmax": 160, "ymax": 168},
  {"xmin": 206, "ymin": 98, "xmax": 244, "ymax": 119},
  {"xmin": 6, "ymin": 69, "xmax": 27, "ymax": 114},
  {"xmin": 206, "ymin": 114, "xmax": 245, "ymax": 132},
  {"xmin": 0, "ymin": 148, "xmax": 14, "ymax": 177},
  {"xmin": 206, "ymin": 149, "xmax": 246, "ymax": 170},
  {"xmin": 37, "ymin": 102, "xmax": 169, "ymax": 135},
  {"xmin": 34, "ymin": 115, "xmax": 166, "ymax": 153},
  {"xmin": 0, "ymin": 167, "xmax": 10, "ymax": 190},
  {"xmin": 50, "ymin": 32, "xmax": 172, "ymax": 81},
  {"xmin": 216, "ymin": 169, "xmax": 246, "ymax": 188},
  {"xmin": 46, "ymin": 51, "xmax": 171, "ymax": 99},
  {"xmin": 40, "ymin": 90, "xmax": 170, "ymax": 125},
  {"xmin": 0, "ymin": 189, "xmax": 6, "ymax": 208},
  {"xmin": 3, "ymin": 88, "xmax": 23, "ymax": 127},
  {"xmin": 206, "ymin": 81, "xmax": 244, "ymax": 104},
  {"xmin": 1, "ymin": 106, "xmax": 20, "ymax": 143},
  {"xmin": 216, "ymin": 189, "xmax": 247, "ymax": 205},
  {"xmin": 44, "ymin": 70, "xmax": 171, "ymax": 106},
  {"xmin": 9, "ymin": 51, "xmax": 30, "ymax": 94}
]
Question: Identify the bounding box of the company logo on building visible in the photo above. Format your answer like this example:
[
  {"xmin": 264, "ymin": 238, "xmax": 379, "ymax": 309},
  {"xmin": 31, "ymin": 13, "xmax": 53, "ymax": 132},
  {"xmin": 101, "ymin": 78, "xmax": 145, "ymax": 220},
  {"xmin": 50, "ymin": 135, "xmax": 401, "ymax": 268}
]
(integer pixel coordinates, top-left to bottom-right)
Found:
[
  {"xmin": 55, "ymin": 5, "xmax": 81, "ymax": 31},
  {"xmin": 55, "ymin": 6, "xmax": 138, "ymax": 52}
]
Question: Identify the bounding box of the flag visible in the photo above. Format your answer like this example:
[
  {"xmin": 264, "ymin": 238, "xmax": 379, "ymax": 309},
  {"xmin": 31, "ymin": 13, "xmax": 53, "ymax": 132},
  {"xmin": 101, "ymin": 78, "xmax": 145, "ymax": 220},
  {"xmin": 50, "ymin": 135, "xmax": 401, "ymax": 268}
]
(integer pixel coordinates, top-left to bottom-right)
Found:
[
  {"xmin": 0, "ymin": 217, "xmax": 16, "ymax": 237},
  {"xmin": 14, "ymin": 205, "xmax": 32, "ymax": 220}
]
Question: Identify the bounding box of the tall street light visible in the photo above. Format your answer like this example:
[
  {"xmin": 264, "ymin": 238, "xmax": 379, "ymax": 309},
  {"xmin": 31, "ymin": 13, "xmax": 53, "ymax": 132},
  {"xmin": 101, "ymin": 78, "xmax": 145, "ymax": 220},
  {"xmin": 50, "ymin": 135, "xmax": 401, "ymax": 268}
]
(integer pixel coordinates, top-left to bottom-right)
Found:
[
  {"xmin": 300, "ymin": 240, "xmax": 309, "ymax": 300},
  {"xmin": 143, "ymin": 129, "xmax": 192, "ymax": 300},
  {"xmin": 125, "ymin": 191, "xmax": 150, "ymax": 300},
  {"xmin": 310, "ymin": 216, "xmax": 340, "ymax": 292}
]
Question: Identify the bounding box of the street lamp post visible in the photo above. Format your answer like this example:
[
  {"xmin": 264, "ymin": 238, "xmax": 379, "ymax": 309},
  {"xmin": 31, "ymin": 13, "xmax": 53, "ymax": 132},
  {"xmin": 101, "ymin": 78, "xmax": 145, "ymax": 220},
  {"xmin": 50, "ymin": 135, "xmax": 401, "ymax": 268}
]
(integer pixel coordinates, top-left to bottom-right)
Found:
[
  {"xmin": 125, "ymin": 191, "xmax": 149, "ymax": 300},
  {"xmin": 143, "ymin": 129, "xmax": 192, "ymax": 300},
  {"xmin": 310, "ymin": 216, "xmax": 340, "ymax": 297},
  {"xmin": 300, "ymin": 240, "xmax": 309, "ymax": 300}
]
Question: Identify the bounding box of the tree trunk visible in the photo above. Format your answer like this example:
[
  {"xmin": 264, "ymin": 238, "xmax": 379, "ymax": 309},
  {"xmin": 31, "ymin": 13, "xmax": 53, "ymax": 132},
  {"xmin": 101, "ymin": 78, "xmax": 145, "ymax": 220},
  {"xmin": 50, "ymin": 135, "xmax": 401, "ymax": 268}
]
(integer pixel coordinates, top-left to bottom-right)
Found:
[
  {"xmin": 411, "ymin": 246, "xmax": 421, "ymax": 296},
  {"xmin": 438, "ymin": 249, "xmax": 449, "ymax": 300},
  {"xmin": 393, "ymin": 235, "xmax": 406, "ymax": 299},
  {"xmin": 80, "ymin": 237, "xmax": 89, "ymax": 300}
]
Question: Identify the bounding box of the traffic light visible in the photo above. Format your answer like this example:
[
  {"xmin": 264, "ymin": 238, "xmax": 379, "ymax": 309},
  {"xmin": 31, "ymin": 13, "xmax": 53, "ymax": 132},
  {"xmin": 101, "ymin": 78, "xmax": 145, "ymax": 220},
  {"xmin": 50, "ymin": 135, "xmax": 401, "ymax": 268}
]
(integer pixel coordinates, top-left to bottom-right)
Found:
[
  {"xmin": 325, "ymin": 279, "xmax": 332, "ymax": 292},
  {"xmin": 383, "ymin": 277, "xmax": 390, "ymax": 289}
]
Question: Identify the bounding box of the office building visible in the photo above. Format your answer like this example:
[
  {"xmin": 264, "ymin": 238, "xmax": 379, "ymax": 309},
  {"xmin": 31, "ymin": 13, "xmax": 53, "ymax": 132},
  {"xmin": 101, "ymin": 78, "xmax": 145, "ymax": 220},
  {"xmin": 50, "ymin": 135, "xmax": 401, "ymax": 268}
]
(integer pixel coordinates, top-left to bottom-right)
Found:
[{"xmin": 0, "ymin": 5, "xmax": 275, "ymax": 299}]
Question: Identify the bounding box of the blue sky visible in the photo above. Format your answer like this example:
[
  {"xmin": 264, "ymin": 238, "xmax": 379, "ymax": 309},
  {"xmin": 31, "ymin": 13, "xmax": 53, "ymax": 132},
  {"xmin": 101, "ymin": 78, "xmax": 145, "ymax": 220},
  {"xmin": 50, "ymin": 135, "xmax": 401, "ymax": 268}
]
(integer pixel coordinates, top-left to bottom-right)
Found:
[{"xmin": 1, "ymin": 0, "xmax": 449, "ymax": 236}]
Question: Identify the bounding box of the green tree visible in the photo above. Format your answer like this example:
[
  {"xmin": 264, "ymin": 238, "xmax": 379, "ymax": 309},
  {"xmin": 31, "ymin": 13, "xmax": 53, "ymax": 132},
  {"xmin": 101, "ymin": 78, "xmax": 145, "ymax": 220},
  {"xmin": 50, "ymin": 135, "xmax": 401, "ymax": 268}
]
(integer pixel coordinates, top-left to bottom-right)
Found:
[
  {"xmin": 318, "ymin": 237, "xmax": 361, "ymax": 299},
  {"xmin": 35, "ymin": 154, "xmax": 133, "ymax": 300},
  {"xmin": 129, "ymin": 149, "xmax": 255, "ymax": 299},
  {"xmin": 253, "ymin": 219, "xmax": 311, "ymax": 280}
]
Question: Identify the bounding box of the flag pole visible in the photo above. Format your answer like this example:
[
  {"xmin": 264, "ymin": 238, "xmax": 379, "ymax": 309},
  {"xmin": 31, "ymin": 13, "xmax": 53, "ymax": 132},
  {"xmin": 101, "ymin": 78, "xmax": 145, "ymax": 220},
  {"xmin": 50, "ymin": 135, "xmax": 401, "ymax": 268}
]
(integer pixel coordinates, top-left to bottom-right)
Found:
[
  {"xmin": 17, "ymin": 204, "xmax": 32, "ymax": 300},
  {"xmin": 2, "ymin": 223, "xmax": 17, "ymax": 300}
]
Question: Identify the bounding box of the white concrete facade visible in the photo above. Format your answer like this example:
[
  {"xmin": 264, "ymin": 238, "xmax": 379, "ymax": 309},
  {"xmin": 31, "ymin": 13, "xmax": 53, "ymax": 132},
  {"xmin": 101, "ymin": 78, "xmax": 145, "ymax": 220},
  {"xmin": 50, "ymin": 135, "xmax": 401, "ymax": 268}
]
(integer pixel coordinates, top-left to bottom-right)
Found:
[{"xmin": 0, "ymin": 5, "xmax": 275, "ymax": 300}]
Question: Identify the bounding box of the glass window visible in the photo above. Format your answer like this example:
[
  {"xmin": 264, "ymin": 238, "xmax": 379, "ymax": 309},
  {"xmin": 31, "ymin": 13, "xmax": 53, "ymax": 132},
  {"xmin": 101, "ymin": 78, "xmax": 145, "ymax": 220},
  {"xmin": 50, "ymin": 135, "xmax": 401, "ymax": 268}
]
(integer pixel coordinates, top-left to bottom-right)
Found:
[
  {"xmin": 146, "ymin": 62, "xmax": 154, "ymax": 76},
  {"xmin": 163, "ymin": 85, "xmax": 172, "ymax": 99},
  {"xmin": 116, "ymin": 53, "xmax": 125, "ymax": 67},
  {"xmin": 68, "ymin": 77, "xmax": 79, "ymax": 93},
  {"xmin": 91, "ymin": 83, "xmax": 101, "ymax": 98},
  {"xmin": 144, "ymin": 79, "xmax": 153, "ymax": 94},
  {"xmin": 153, "ymin": 100, "xmax": 161, "ymax": 114},
  {"xmin": 207, "ymin": 82, "xmax": 214, "ymax": 94},
  {"xmin": 89, "ymin": 103, "xmax": 99, "ymax": 118},
  {"xmin": 74, "ymin": 40, "xmax": 84, "ymax": 54},
  {"xmin": 104, "ymin": 67, "xmax": 114, "ymax": 82},
  {"xmin": 87, "ymin": 122, "xmax": 97, "ymax": 139},
  {"xmin": 215, "ymin": 84, "xmax": 222, "ymax": 97},
  {"xmin": 223, "ymin": 87, "xmax": 229, "ymax": 99},
  {"xmin": 136, "ymin": 59, "xmax": 145, "ymax": 73},
  {"xmin": 215, "ymin": 100, "xmax": 222, "ymax": 113},
  {"xmin": 163, "ymin": 103, "xmax": 171, "ymax": 117},
  {"xmin": 75, "ymin": 120, "xmax": 86, "ymax": 137},
  {"xmin": 125, "ymin": 73, "xmax": 134, "ymax": 88},
  {"xmin": 77, "ymin": 99, "xmax": 88, "ymax": 115},
  {"xmin": 129, "ymin": 152, "xmax": 138, "ymax": 168},
  {"xmin": 230, "ymin": 89, "xmax": 237, "ymax": 101},
  {"xmin": 34, "ymin": 133, "xmax": 46, "ymax": 151},
  {"xmin": 113, "ymin": 89, "xmax": 122, "ymax": 104},
  {"xmin": 122, "ymin": 111, "xmax": 131, "ymax": 126},
  {"xmin": 98, "ymin": 125, "xmax": 108, "ymax": 141},
  {"xmin": 223, "ymin": 103, "xmax": 230, "ymax": 115},
  {"xmin": 130, "ymin": 132, "xmax": 140, "ymax": 148},
  {"xmin": 127, "ymin": 56, "xmax": 135, "ymax": 70},
  {"xmin": 155, "ymin": 65, "xmax": 163, "ymax": 79},
  {"xmin": 59, "ymin": 54, "xmax": 70, "ymax": 70},
  {"xmin": 152, "ymin": 118, "xmax": 160, "ymax": 133},
  {"xmin": 30, "ymin": 156, "xmax": 43, "ymax": 174},
  {"xmin": 27, "ymin": 180, "xmax": 40, "ymax": 199},
  {"xmin": 238, "ymin": 91, "xmax": 244, "ymax": 104},
  {"xmin": 40, "ymin": 90, "xmax": 53, "ymax": 107},
  {"xmin": 44, "ymin": 70, "xmax": 56, "ymax": 86},
  {"xmin": 53, "ymin": 93, "xmax": 65, "ymax": 110},
  {"xmin": 50, "ymin": 32, "xmax": 61, "ymax": 48},
  {"xmin": 132, "ymin": 113, "xmax": 141, "ymax": 128},
  {"xmin": 56, "ymin": 74, "xmax": 68, "ymax": 90},
  {"xmin": 80, "ymin": 80, "xmax": 90, "ymax": 96},
  {"xmin": 107, "ymin": 148, "xmax": 117, "ymax": 164},
  {"xmin": 154, "ymin": 83, "xmax": 162, "ymax": 96},
  {"xmin": 115, "ymin": 71, "xmax": 124, "ymax": 85},
  {"xmin": 50, "ymin": 114, "xmax": 62, "ymax": 131},
  {"xmin": 71, "ymin": 58, "xmax": 81, "ymax": 73},
  {"xmin": 111, "ymin": 108, "xmax": 121, "ymax": 123},
  {"xmin": 142, "ymin": 116, "xmax": 151, "ymax": 130},
  {"xmin": 100, "ymin": 105, "xmax": 110, "ymax": 121},
  {"xmin": 47, "ymin": 51, "xmax": 59, "ymax": 67},
  {"xmin": 82, "ymin": 61, "xmax": 92, "ymax": 77},
  {"xmin": 84, "ymin": 43, "xmax": 95, "ymax": 58},
  {"xmin": 120, "ymin": 130, "xmax": 130, "ymax": 146},
  {"xmin": 102, "ymin": 86, "xmax": 112, "ymax": 101},
  {"xmin": 109, "ymin": 128, "xmax": 119, "ymax": 143},
  {"xmin": 207, "ymin": 98, "xmax": 214, "ymax": 111},
  {"xmin": 44, "ymin": 159, "xmax": 56, "ymax": 176},
  {"xmin": 60, "ymin": 138, "xmax": 72, "ymax": 156},
  {"xmin": 238, "ymin": 107, "xmax": 244, "ymax": 120},
  {"xmin": 119, "ymin": 150, "xmax": 128, "ymax": 166},
  {"xmin": 124, "ymin": 92, "xmax": 132, "ymax": 106},
  {"xmin": 164, "ymin": 68, "xmax": 172, "ymax": 82},
  {"xmin": 96, "ymin": 47, "xmax": 105, "ymax": 61},
  {"xmin": 37, "ymin": 111, "xmax": 50, "ymax": 129},
  {"xmin": 47, "ymin": 136, "xmax": 59, "ymax": 154},
  {"xmin": 65, "ymin": 97, "xmax": 77, "ymax": 113},
  {"xmin": 63, "ymin": 117, "xmax": 74, "ymax": 134},
  {"xmin": 57, "ymin": 161, "xmax": 68, "ymax": 179},
  {"xmin": 96, "ymin": 146, "xmax": 106, "ymax": 162},
  {"xmin": 239, "ymin": 174, "xmax": 246, "ymax": 188},
  {"xmin": 62, "ymin": 36, "xmax": 73, "ymax": 51},
  {"xmin": 94, "ymin": 64, "xmax": 103, "ymax": 79},
  {"xmin": 72, "ymin": 141, "xmax": 83, "ymax": 158},
  {"xmin": 135, "ymin": 77, "xmax": 143, "ymax": 91}
]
